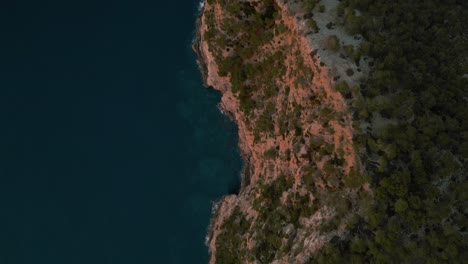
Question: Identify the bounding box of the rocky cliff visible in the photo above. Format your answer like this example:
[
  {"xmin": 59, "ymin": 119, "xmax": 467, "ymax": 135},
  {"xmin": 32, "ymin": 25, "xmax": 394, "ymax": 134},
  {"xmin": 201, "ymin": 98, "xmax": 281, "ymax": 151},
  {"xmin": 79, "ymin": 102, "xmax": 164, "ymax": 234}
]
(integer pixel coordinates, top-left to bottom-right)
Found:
[
  {"xmin": 194, "ymin": 0, "xmax": 468, "ymax": 263},
  {"xmin": 194, "ymin": 0, "xmax": 365, "ymax": 263}
]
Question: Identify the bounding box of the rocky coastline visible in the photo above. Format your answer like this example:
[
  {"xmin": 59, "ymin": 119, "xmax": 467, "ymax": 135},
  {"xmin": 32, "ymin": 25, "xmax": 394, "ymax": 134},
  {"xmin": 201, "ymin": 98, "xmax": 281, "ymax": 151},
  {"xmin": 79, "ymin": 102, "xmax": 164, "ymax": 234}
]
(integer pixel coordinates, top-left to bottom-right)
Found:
[
  {"xmin": 193, "ymin": 5, "xmax": 253, "ymax": 192},
  {"xmin": 193, "ymin": 7, "xmax": 254, "ymax": 261},
  {"xmin": 193, "ymin": 0, "xmax": 360, "ymax": 262},
  {"xmin": 192, "ymin": 14, "xmax": 209, "ymax": 89},
  {"xmin": 193, "ymin": 0, "xmax": 467, "ymax": 262}
]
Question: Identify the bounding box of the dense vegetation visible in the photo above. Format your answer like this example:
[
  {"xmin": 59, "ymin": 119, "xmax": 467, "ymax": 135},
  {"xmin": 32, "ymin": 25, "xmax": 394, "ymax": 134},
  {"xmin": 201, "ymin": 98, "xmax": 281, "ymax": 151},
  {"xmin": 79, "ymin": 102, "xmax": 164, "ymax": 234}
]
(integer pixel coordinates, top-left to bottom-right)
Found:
[
  {"xmin": 216, "ymin": 174, "xmax": 322, "ymax": 263},
  {"xmin": 311, "ymin": 0, "xmax": 468, "ymax": 263},
  {"xmin": 215, "ymin": 206, "xmax": 250, "ymax": 264},
  {"xmin": 204, "ymin": 0, "xmax": 287, "ymax": 121}
]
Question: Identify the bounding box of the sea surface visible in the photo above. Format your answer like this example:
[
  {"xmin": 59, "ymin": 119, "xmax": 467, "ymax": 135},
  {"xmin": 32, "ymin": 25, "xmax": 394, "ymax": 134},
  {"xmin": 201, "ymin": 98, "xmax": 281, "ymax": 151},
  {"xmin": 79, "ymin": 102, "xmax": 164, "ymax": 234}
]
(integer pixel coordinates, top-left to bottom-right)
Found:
[{"xmin": 0, "ymin": 0, "xmax": 242, "ymax": 263}]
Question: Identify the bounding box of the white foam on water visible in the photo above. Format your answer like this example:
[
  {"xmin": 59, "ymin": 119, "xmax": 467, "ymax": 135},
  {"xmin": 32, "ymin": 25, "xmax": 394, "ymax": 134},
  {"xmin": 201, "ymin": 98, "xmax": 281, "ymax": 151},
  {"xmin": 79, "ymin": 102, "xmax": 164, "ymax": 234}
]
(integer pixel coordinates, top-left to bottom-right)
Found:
[{"xmin": 198, "ymin": 0, "xmax": 205, "ymax": 12}]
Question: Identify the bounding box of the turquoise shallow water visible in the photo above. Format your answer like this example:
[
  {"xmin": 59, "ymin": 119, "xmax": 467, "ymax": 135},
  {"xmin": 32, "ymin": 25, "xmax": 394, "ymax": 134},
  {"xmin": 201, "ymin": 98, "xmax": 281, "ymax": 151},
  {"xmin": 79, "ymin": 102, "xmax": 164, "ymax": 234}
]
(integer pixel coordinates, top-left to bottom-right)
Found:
[{"xmin": 0, "ymin": 0, "xmax": 241, "ymax": 263}]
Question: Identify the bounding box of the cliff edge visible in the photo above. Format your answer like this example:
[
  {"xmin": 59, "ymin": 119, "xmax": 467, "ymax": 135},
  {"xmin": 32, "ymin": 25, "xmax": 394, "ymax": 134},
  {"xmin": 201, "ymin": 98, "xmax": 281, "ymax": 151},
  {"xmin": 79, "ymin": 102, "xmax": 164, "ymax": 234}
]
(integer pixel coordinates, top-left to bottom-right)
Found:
[
  {"xmin": 194, "ymin": 0, "xmax": 365, "ymax": 263},
  {"xmin": 195, "ymin": 0, "xmax": 467, "ymax": 263}
]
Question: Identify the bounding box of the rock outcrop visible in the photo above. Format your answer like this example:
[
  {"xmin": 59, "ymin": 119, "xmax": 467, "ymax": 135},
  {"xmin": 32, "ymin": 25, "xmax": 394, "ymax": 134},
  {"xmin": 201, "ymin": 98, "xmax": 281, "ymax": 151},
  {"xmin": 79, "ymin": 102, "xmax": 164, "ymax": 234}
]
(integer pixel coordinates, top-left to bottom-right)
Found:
[{"xmin": 194, "ymin": 0, "xmax": 365, "ymax": 262}]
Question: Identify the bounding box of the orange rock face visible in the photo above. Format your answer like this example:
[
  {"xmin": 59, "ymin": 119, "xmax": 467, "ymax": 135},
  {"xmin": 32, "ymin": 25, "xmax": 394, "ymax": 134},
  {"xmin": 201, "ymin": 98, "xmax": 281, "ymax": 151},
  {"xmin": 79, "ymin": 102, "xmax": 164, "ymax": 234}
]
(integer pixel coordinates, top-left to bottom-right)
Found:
[{"xmin": 194, "ymin": 0, "xmax": 362, "ymax": 262}]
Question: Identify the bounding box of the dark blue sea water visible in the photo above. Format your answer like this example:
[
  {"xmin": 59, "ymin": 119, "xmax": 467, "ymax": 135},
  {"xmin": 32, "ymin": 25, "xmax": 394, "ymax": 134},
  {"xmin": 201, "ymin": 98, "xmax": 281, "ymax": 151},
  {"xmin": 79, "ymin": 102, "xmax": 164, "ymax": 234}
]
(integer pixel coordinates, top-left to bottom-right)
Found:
[{"xmin": 0, "ymin": 0, "xmax": 242, "ymax": 263}]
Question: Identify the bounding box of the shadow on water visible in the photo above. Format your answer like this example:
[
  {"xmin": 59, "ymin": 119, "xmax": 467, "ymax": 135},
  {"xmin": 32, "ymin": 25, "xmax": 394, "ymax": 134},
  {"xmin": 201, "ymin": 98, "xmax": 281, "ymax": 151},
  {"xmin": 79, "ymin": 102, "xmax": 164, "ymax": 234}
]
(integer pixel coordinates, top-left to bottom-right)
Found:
[{"xmin": 226, "ymin": 178, "xmax": 241, "ymax": 195}]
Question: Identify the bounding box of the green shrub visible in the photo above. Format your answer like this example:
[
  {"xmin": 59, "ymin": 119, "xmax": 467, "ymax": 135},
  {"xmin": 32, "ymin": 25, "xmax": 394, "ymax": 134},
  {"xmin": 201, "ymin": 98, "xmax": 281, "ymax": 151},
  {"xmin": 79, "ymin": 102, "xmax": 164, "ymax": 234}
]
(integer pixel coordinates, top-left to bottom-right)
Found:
[
  {"xmin": 343, "ymin": 44, "xmax": 355, "ymax": 57},
  {"xmin": 264, "ymin": 147, "xmax": 278, "ymax": 159},
  {"xmin": 394, "ymin": 199, "xmax": 408, "ymax": 213},
  {"xmin": 307, "ymin": 19, "xmax": 318, "ymax": 30},
  {"xmin": 324, "ymin": 35, "xmax": 340, "ymax": 51},
  {"xmin": 318, "ymin": 5, "xmax": 326, "ymax": 13}
]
